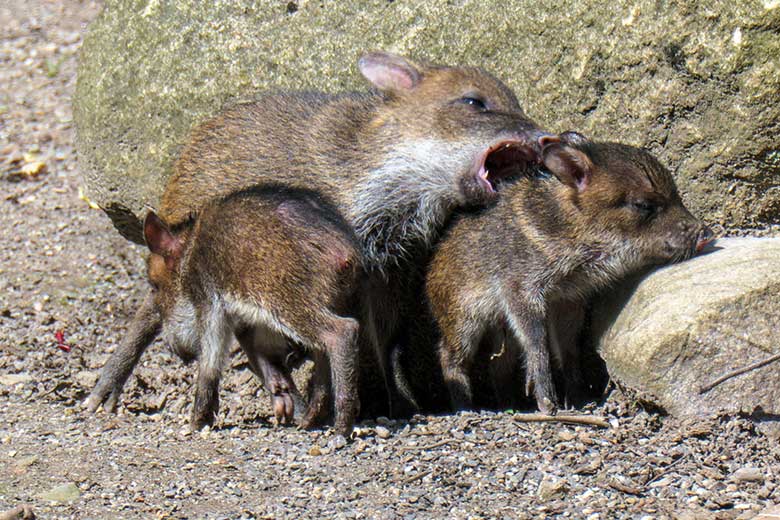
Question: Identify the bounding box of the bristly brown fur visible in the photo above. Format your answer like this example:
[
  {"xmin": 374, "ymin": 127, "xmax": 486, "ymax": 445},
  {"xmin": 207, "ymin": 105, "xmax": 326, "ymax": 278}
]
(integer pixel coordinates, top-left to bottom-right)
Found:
[
  {"xmin": 421, "ymin": 136, "xmax": 712, "ymax": 414},
  {"xmin": 88, "ymin": 185, "xmax": 364, "ymax": 435},
  {"xmin": 158, "ymin": 52, "xmax": 550, "ymax": 416}
]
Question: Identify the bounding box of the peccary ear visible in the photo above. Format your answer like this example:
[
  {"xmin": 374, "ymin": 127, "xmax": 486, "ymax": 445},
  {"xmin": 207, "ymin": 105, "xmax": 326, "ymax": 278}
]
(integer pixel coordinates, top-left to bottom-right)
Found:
[
  {"xmin": 542, "ymin": 144, "xmax": 594, "ymax": 192},
  {"xmin": 358, "ymin": 51, "xmax": 422, "ymax": 92},
  {"xmin": 560, "ymin": 131, "xmax": 589, "ymax": 146},
  {"xmin": 538, "ymin": 131, "xmax": 589, "ymax": 151},
  {"xmin": 143, "ymin": 211, "xmax": 181, "ymax": 258},
  {"xmin": 538, "ymin": 134, "xmax": 561, "ymax": 150}
]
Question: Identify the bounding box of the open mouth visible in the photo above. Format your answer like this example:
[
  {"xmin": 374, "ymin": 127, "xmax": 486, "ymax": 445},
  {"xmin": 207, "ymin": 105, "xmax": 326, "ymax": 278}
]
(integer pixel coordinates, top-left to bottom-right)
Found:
[{"xmin": 476, "ymin": 140, "xmax": 538, "ymax": 192}]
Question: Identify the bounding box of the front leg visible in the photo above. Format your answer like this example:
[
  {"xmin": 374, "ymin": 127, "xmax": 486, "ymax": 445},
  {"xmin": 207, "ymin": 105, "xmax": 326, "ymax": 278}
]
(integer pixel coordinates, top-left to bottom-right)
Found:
[
  {"xmin": 505, "ymin": 302, "xmax": 558, "ymax": 415},
  {"xmin": 548, "ymin": 300, "xmax": 586, "ymax": 409},
  {"xmin": 85, "ymin": 289, "xmax": 161, "ymax": 413},
  {"xmin": 191, "ymin": 306, "xmax": 230, "ymax": 430}
]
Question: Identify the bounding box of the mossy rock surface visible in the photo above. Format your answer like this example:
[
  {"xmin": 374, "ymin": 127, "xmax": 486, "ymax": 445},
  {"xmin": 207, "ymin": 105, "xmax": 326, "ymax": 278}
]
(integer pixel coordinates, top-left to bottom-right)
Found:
[{"xmin": 74, "ymin": 0, "xmax": 780, "ymax": 242}]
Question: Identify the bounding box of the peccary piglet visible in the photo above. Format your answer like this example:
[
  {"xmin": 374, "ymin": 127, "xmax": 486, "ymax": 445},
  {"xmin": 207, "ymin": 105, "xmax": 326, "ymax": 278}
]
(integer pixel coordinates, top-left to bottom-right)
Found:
[
  {"xmin": 86, "ymin": 186, "xmax": 362, "ymax": 435},
  {"xmin": 157, "ymin": 52, "xmax": 550, "ymax": 415},
  {"xmin": 426, "ymin": 132, "xmax": 714, "ymax": 414}
]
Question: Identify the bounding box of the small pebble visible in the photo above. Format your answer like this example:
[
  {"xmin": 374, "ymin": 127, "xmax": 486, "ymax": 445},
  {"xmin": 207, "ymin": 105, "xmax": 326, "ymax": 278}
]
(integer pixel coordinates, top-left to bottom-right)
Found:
[
  {"xmin": 375, "ymin": 426, "xmax": 391, "ymax": 439},
  {"xmin": 557, "ymin": 430, "xmax": 575, "ymax": 442},
  {"xmin": 733, "ymin": 467, "xmax": 764, "ymax": 483},
  {"xmin": 328, "ymin": 435, "xmax": 347, "ymax": 451}
]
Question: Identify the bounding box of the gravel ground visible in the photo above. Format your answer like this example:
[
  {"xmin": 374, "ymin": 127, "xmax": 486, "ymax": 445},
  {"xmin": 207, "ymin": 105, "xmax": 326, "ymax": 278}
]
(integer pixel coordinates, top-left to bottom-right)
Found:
[{"xmin": 1, "ymin": 2, "xmax": 779, "ymax": 519}]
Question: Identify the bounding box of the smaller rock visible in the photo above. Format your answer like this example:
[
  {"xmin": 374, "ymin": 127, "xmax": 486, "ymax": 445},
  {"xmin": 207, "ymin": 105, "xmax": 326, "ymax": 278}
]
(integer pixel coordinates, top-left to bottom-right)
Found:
[
  {"xmin": 732, "ymin": 467, "xmax": 764, "ymax": 483},
  {"xmin": 375, "ymin": 426, "xmax": 391, "ymax": 439},
  {"xmin": 0, "ymin": 505, "xmax": 35, "ymax": 520},
  {"xmin": 308, "ymin": 445, "xmax": 322, "ymax": 456},
  {"xmin": 557, "ymin": 430, "xmax": 575, "ymax": 442},
  {"xmin": 0, "ymin": 374, "xmax": 32, "ymax": 386},
  {"xmin": 37, "ymin": 482, "xmax": 80, "ymax": 503},
  {"xmin": 328, "ymin": 435, "xmax": 347, "ymax": 451},
  {"xmin": 755, "ymin": 504, "xmax": 780, "ymax": 519},
  {"xmin": 537, "ymin": 476, "xmax": 568, "ymax": 500},
  {"xmin": 73, "ymin": 370, "xmax": 99, "ymax": 389}
]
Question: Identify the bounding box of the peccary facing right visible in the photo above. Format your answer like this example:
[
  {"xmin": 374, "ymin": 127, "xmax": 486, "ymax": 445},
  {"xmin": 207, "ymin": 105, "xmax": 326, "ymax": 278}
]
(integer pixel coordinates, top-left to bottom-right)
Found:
[
  {"xmin": 425, "ymin": 133, "xmax": 714, "ymax": 414},
  {"xmin": 156, "ymin": 51, "xmax": 549, "ymax": 416}
]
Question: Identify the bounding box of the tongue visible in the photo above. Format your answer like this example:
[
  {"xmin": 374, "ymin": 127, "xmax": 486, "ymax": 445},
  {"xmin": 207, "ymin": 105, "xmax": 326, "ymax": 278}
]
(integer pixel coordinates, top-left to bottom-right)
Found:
[{"xmin": 479, "ymin": 166, "xmax": 495, "ymax": 192}]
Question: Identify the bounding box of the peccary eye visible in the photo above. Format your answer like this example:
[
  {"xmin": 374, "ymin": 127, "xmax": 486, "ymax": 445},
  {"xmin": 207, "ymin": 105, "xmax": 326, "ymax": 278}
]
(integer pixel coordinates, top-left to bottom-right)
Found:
[
  {"xmin": 458, "ymin": 96, "xmax": 488, "ymax": 111},
  {"xmin": 629, "ymin": 200, "xmax": 658, "ymax": 219}
]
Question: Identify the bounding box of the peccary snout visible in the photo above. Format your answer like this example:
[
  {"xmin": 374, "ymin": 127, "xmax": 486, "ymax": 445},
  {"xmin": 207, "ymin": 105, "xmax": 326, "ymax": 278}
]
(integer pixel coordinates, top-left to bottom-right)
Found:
[{"xmin": 660, "ymin": 206, "xmax": 715, "ymax": 262}]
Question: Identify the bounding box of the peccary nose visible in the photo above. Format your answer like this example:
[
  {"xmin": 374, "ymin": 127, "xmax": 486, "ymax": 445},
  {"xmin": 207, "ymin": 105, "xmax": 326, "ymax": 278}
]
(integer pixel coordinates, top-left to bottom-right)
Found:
[{"xmin": 695, "ymin": 226, "xmax": 715, "ymax": 252}]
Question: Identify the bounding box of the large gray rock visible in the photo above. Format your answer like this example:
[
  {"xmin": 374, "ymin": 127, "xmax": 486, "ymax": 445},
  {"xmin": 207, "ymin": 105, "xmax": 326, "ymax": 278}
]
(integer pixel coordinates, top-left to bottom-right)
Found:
[
  {"xmin": 593, "ymin": 237, "xmax": 780, "ymax": 422},
  {"xmin": 74, "ymin": 1, "xmax": 780, "ymax": 243}
]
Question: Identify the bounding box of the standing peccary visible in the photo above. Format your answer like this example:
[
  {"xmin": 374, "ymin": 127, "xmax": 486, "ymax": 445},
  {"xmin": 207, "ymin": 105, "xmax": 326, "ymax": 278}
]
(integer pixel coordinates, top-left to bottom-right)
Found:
[
  {"xmin": 87, "ymin": 185, "xmax": 363, "ymax": 435},
  {"xmin": 151, "ymin": 51, "xmax": 550, "ymax": 415},
  {"xmin": 424, "ymin": 132, "xmax": 714, "ymax": 414}
]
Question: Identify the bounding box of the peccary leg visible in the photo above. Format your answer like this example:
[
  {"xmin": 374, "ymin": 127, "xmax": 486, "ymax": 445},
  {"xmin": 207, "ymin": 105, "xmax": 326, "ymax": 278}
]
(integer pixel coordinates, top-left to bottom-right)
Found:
[
  {"xmin": 439, "ymin": 336, "xmax": 474, "ymax": 412},
  {"xmin": 506, "ymin": 305, "xmax": 558, "ymax": 415},
  {"xmin": 300, "ymin": 351, "xmax": 332, "ymax": 430},
  {"xmin": 487, "ymin": 326, "xmax": 521, "ymax": 410},
  {"xmin": 255, "ymin": 356, "xmax": 300, "ymax": 426},
  {"xmin": 190, "ymin": 306, "xmax": 230, "ymax": 430},
  {"xmin": 363, "ymin": 290, "xmax": 397, "ymax": 417},
  {"xmin": 321, "ymin": 316, "xmax": 360, "ymax": 437},
  {"xmin": 548, "ymin": 300, "xmax": 586, "ymax": 409},
  {"xmin": 235, "ymin": 329, "xmax": 302, "ymax": 426},
  {"xmin": 85, "ymin": 290, "xmax": 161, "ymax": 413}
]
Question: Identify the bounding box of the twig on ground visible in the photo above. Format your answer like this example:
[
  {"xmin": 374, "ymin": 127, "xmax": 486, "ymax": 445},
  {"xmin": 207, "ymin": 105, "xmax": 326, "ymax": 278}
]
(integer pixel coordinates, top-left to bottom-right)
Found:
[
  {"xmin": 643, "ymin": 454, "xmax": 687, "ymax": 487},
  {"xmin": 403, "ymin": 469, "xmax": 433, "ymax": 485},
  {"xmin": 399, "ymin": 437, "xmax": 485, "ymax": 451},
  {"xmin": 699, "ymin": 351, "xmax": 780, "ymax": 394},
  {"xmin": 512, "ymin": 413, "xmax": 610, "ymax": 428},
  {"xmin": 399, "ymin": 438, "xmax": 459, "ymax": 451},
  {"xmin": 608, "ymin": 478, "xmax": 643, "ymax": 496},
  {"xmin": 35, "ymin": 381, "xmax": 69, "ymax": 400}
]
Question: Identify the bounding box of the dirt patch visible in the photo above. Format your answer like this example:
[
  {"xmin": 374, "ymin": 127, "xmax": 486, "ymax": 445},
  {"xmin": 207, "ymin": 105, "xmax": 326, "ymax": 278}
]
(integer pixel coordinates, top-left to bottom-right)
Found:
[{"xmin": 1, "ymin": 1, "xmax": 778, "ymax": 518}]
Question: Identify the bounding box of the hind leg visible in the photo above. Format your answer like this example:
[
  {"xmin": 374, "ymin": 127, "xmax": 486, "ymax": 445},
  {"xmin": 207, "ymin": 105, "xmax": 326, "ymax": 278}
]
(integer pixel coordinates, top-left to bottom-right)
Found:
[
  {"xmin": 317, "ymin": 316, "xmax": 359, "ymax": 437},
  {"xmin": 439, "ymin": 315, "xmax": 485, "ymax": 412},
  {"xmin": 256, "ymin": 355, "xmax": 300, "ymax": 426},
  {"xmin": 235, "ymin": 329, "xmax": 303, "ymax": 426},
  {"xmin": 439, "ymin": 340, "xmax": 473, "ymax": 411},
  {"xmin": 300, "ymin": 350, "xmax": 333, "ymax": 430},
  {"xmin": 486, "ymin": 326, "xmax": 522, "ymax": 410},
  {"xmin": 85, "ymin": 289, "xmax": 161, "ymax": 413},
  {"xmin": 362, "ymin": 292, "xmax": 398, "ymax": 418}
]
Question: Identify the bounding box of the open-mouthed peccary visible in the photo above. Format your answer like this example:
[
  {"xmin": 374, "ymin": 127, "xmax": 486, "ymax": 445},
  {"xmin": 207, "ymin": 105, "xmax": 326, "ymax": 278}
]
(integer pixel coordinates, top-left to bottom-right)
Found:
[
  {"xmin": 154, "ymin": 51, "xmax": 550, "ymax": 416},
  {"xmin": 86, "ymin": 185, "xmax": 363, "ymax": 435},
  {"xmin": 425, "ymin": 132, "xmax": 715, "ymax": 414}
]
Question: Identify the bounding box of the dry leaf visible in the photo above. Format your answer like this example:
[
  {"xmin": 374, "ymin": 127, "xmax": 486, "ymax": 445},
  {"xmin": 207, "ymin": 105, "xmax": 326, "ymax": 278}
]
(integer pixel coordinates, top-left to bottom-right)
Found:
[
  {"xmin": 20, "ymin": 161, "xmax": 47, "ymax": 177},
  {"xmin": 78, "ymin": 186, "xmax": 101, "ymax": 209}
]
